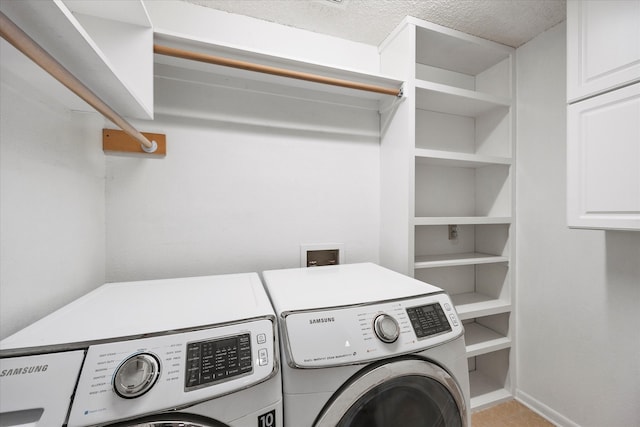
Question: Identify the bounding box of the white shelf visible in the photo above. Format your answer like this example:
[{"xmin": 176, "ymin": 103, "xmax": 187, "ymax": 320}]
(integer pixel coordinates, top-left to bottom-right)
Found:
[
  {"xmin": 414, "ymin": 252, "xmax": 508, "ymax": 269},
  {"xmin": 464, "ymin": 322, "xmax": 511, "ymax": 357},
  {"xmin": 415, "ymin": 149, "xmax": 512, "ymax": 168},
  {"xmin": 154, "ymin": 32, "xmax": 404, "ymax": 111},
  {"xmin": 414, "ymin": 217, "xmax": 512, "ymax": 226},
  {"xmin": 469, "ymin": 369, "xmax": 513, "ymax": 411},
  {"xmin": 451, "ymin": 293, "xmax": 511, "ymax": 320},
  {"xmin": 1, "ymin": 0, "xmax": 154, "ymax": 119},
  {"xmin": 415, "ymin": 80, "xmax": 510, "ymax": 117}
]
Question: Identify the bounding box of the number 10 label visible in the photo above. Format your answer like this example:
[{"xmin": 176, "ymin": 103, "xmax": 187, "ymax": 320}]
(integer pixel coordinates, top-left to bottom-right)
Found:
[{"xmin": 258, "ymin": 409, "xmax": 276, "ymax": 427}]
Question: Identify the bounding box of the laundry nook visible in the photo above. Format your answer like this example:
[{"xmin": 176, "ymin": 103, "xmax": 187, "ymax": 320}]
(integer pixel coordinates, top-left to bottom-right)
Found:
[{"xmin": 1, "ymin": 1, "xmax": 639, "ymax": 426}]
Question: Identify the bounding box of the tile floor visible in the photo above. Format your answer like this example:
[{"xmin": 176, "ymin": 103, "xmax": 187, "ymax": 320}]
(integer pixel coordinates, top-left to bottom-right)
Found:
[{"xmin": 471, "ymin": 400, "xmax": 555, "ymax": 426}]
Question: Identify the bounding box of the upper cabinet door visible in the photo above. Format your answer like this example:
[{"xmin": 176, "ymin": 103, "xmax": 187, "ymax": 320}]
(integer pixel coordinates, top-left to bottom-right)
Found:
[
  {"xmin": 567, "ymin": 83, "xmax": 640, "ymax": 230},
  {"xmin": 567, "ymin": 0, "xmax": 640, "ymax": 103}
]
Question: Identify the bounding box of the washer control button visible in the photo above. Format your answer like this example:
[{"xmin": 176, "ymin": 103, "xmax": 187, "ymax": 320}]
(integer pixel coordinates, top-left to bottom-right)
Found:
[
  {"xmin": 113, "ymin": 353, "xmax": 160, "ymax": 399},
  {"xmin": 449, "ymin": 313, "xmax": 459, "ymax": 327},
  {"xmin": 257, "ymin": 333, "xmax": 267, "ymax": 344},
  {"xmin": 373, "ymin": 314, "xmax": 400, "ymax": 343},
  {"xmin": 258, "ymin": 348, "xmax": 269, "ymax": 366},
  {"xmin": 444, "ymin": 303, "xmax": 452, "ymax": 311}
]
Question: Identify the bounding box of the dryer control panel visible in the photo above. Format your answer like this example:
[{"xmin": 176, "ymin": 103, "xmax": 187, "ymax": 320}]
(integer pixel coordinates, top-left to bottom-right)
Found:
[
  {"xmin": 282, "ymin": 293, "xmax": 462, "ymax": 368},
  {"xmin": 66, "ymin": 317, "xmax": 276, "ymax": 427}
]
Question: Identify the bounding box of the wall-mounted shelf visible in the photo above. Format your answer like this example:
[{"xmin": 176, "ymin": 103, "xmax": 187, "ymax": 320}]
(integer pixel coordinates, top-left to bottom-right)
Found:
[
  {"xmin": 465, "ymin": 322, "xmax": 511, "ymax": 357},
  {"xmin": 153, "ymin": 32, "xmax": 404, "ymax": 111},
  {"xmin": 415, "ymin": 80, "xmax": 510, "ymax": 117},
  {"xmin": 0, "ymin": 0, "xmax": 153, "ymax": 120},
  {"xmin": 414, "ymin": 217, "xmax": 512, "ymax": 226},
  {"xmin": 453, "ymin": 294, "xmax": 511, "ymax": 320},
  {"xmin": 415, "ymin": 149, "xmax": 511, "ymax": 168},
  {"xmin": 415, "ymin": 253, "xmax": 509, "ymax": 269}
]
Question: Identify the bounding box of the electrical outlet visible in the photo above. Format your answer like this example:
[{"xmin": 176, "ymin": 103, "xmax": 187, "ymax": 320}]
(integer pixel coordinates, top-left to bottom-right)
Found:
[{"xmin": 448, "ymin": 225, "xmax": 459, "ymax": 240}]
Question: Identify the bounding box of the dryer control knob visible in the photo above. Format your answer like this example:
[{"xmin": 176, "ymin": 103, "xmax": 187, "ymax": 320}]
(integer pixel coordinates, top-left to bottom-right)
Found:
[
  {"xmin": 113, "ymin": 353, "xmax": 160, "ymax": 399},
  {"xmin": 373, "ymin": 314, "xmax": 400, "ymax": 343}
]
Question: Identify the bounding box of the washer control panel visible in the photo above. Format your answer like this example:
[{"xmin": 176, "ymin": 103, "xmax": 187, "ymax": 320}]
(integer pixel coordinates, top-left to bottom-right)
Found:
[
  {"xmin": 283, "ymin": 293, "xmax": 461, "ymax": 368},
  {"xmin": 185, "ymin": 333, "xmax": 252, "ymax": 391},
  {"xmin": 67, "ymin": 317, "xmax": 275, "ymax": 427}
]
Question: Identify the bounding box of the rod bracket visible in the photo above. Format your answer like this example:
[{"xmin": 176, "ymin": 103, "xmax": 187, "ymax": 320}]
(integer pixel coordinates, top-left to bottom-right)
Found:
[
  {"xmin": 103, "ymin": 129, "xmax": 166, "ymax": 156},
  {"xmin": 141, "ymin": 140, "xmax": 158, "ymax": 153}
]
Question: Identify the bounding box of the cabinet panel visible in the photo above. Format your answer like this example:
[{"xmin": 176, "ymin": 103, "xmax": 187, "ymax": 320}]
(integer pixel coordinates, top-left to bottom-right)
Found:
[
  {"xmin": 567, "ymin": 83, "xmax": 640, "ymax": 230},
  {"xmin": 567, "ymin": 0, "xmax": 640, "ymax": 102}
]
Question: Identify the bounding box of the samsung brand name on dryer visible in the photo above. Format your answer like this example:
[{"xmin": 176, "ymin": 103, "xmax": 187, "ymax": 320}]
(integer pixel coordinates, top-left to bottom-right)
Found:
[
  {"xmin": 0, "ymin": 365, "xmax": 48, "ymax": 377},
  {"xmin": 309, "ymin": 317, "xmax": 335, "ymax": 325}
]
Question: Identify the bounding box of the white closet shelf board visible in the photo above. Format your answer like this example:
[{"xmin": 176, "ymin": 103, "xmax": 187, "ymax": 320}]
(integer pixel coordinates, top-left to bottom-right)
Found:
[
  {"xmin": 464, "ymin": 322, "xmax": 511, "ymax": 357},
  {"xmin": 0, "ymin": 0, "xmax": 153, "ymax": 119},
  {"xmin": 451, "ymin": 293, "xmax": 511, "ymax": 320},
  {"xmin": 379, "ymin": 16, "xmax": 512, "ymax": 77},
  {"xmin": 414, "ymin": 253, "xmax": 509, "ymax": 269},
  {"xmin": 469, "ymin": 371, "xmax": 512, "ymax": 411},
  {"xmin": 415, "ymin": 149, "xmax": 512, "ymax": 167},
  {"xmin": 415, "ymin": 80, "xmax": 511, "ymax": 117},
  {"xmin": 153, "ymin": 32, "xmax": 404, "ymax": 110},
  {"xmin": 414, "ymin": 217, "xmax": 512, "ymax": 226}
]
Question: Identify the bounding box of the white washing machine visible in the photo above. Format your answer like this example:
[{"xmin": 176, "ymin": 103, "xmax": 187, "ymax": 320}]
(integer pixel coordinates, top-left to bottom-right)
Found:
[
  {"xmin": 0, "ymin": 273, "xmax": 282, "ymax": 427},
  {"xmin": 262, "ymin": 263, "xmax": 470, "ymax": 427}
]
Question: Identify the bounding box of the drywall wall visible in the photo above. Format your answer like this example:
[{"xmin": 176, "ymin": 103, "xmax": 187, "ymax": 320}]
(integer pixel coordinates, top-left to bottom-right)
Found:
[
  {"xmin": 104, "ymin": 71, "xmax": 381, "ymax": 282},
  {"xmin": 0, "ymin": 64, "xmax": 106, "ymax": 339},
  {"xmin": 516, "ymin": 21, "xmax": 640, "ymax": 426}
]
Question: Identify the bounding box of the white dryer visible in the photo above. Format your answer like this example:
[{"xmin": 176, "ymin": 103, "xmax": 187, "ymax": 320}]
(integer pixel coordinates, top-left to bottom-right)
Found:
[
  {"xmin": 262, "ymin": 263, "xmax": 470, "ymax": 427},
  {"xmin": 0, "ymin": 273, "xmax": 282, "ymax": 427}
]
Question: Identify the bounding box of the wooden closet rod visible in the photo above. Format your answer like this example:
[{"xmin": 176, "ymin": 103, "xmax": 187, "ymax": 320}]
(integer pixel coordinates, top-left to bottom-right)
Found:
[
  {"xmin": 0, "ymin": 12, "xmax": 158, "ymax": 153},
  {"xmin": 154, "ymin": 44, "xmax": 403, "ymax": 97}
]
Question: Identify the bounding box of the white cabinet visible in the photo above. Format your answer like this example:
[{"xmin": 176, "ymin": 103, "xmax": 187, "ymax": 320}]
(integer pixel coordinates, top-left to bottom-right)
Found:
[
  {"xmin": 567, "ymin": 83, "xmax": 640, "ymax": 230},
  {"xmin": 0, "ymin": 0, "xmax": 154, "ymax": 119},
  {"xmin": 567, "ymin": 0, "xmax": 640, "ymax": 102},
  {"xmin": 567, "ymin": 0, "xmax": 640, "ymax": 230},
  {"xmin": 379, "ymin": 17, "xmax": 515, "ymax": 410}
]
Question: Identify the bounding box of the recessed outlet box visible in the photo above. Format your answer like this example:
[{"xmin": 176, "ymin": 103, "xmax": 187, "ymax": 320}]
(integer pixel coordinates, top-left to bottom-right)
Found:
[{"xmin": 300, "ymin": 243, "xmax": 344, "ymax": 267}]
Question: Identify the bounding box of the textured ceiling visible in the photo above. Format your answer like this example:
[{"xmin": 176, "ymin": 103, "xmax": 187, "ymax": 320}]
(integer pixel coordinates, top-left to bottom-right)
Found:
[{"xmin": 182, "ymin": 0, "xmax": 566, "ymax": 48}]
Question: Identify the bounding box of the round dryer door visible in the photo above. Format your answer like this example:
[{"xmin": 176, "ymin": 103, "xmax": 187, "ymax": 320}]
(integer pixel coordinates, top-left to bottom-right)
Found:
[
  {"xmin": 314, "ymin": 358, "xmax": 467, "ymax": 427},
  {"xmin": 105, "ymin": 413, "xmax": 229, "ymax": 427}
]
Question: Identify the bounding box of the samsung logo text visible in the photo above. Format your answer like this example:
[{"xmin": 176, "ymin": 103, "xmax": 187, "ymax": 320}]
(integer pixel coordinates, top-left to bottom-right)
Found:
[{"xmin": 0, "ymin": 365, "xmax": 49, "ymax": 377}]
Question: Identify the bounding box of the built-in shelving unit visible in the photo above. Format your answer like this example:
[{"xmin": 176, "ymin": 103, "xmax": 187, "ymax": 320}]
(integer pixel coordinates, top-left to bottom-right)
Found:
[{"xmin": 379, "ymin": 16, "xmax": 515, "ymax": 411}]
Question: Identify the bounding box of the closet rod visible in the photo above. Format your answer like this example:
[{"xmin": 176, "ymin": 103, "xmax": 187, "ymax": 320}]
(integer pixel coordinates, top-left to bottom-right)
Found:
[
  {"xmin": 154, "ymin": 44, "xmax": 403, "ymax": 97},
  {"xmin": 0, "ymin": 12, "xmax": 158, "ymax": 153}
]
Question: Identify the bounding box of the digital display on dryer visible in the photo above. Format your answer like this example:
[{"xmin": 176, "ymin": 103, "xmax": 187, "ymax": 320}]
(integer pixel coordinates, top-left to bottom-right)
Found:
[
  {"xmin": 406, "ymin": 303, "xmax": 452, "ymax": 339},
  {"xmin": 185, "ymin": 333, "xmax": 252, "ymax": 391}
]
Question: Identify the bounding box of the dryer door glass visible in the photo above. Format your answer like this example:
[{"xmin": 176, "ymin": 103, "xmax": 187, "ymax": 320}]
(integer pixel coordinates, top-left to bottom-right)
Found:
[
  {"xmin": 337, "ymin": 375, "xmax": 461, "ymax": 427},
  {"xmin": 315, "ymin": 359, "xmax": 466, "ymax": 427}
]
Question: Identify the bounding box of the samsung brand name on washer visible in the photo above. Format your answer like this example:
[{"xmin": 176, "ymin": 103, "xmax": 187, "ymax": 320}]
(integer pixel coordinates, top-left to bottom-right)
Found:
[
  {"xmin": 0, "ymin": 365, "xmax": 49, "ymax": 377},
  {"xmin": 309, "ymin": 317, "xmax": 335, "ymax": 324}
]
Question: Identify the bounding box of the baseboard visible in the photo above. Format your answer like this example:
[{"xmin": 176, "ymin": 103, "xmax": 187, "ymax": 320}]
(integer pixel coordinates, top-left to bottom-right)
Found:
[{"xmin": 515, "ymin": 389, "xmax": 581, "ymax": 427}]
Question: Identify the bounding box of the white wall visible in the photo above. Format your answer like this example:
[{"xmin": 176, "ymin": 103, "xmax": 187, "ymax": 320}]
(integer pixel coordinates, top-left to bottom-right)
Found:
[
  {"xmin": 105, "ymin": 72, "xmax": 381, "ymax": 282},
  {"xmin": 0, "ymin": 63, "xmax": 106, "ymax": 339},
  {"xmin": 516, "ymin": 22, "xmax": 640, "ymax": 427}
]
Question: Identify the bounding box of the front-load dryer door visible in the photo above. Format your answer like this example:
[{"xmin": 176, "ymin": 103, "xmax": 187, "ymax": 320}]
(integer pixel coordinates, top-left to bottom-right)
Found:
[
  {"xmin": 314, "ymin": 358, "xmax": 467, "ymax": 427},
  {"xmin": 106, "ymin": 413, "xmax": 229, "ymax": 427}
]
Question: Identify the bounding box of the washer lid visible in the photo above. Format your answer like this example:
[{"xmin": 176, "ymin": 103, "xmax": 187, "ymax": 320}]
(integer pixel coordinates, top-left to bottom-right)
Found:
[
  {"xmin": 1, "ymin": 273, "xmax": 273, "ymax": 351},
  {"xmin": 262, "ymin": 263, "xmax": 443, "ymax": 313}
]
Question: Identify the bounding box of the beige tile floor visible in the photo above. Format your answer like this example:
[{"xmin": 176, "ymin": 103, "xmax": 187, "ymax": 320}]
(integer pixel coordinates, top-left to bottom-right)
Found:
[{"xmin": 472, "ymin": 400, "xmax": 555, "ymax": 427}]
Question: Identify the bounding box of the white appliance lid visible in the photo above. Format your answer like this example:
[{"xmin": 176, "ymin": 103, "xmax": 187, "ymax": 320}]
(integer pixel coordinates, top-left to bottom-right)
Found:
[
  {"xmin": 262, "ymin": 263, "xmax": 443, "ymax": 313},
  {"xmin": 1, "ymin": 273, "xmax": 274, "ymax": 351}
]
